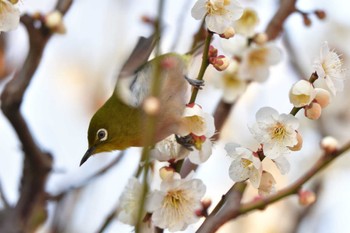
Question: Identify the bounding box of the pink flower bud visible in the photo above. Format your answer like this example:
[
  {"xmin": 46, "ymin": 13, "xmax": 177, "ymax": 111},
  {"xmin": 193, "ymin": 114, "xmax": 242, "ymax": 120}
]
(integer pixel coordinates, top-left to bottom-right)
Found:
[
  {"xmin": 253, "ymin": 33, "xmax": 268, "ymax": 45},
  {"xmin": 299, "ymin": 190, "xmax": 316, "ymax": 206},
  {"xmin": 305, "ymin": 102, "xmax": 322, "ymax": 120},
  {"xmin": 314, "ymin": 88, "xmax": 330, "ymax": 108},
  {"xmin": 208, "ymin": 45, "xmax": 218, "ymax": 58},
  {"xmin": 159, "ymin": 166, "xmax": 175, "ymax": 181},
  {"xmin": 321, "ymin": 136, "xmax": 339, "ymax": 154},
  {"xmin": 219, "ymin": 27, "xmax": 235, "ymax": 39},
  {"xmin": 210, "ymin": 55, "xmax": 230, "ymax": 71}
]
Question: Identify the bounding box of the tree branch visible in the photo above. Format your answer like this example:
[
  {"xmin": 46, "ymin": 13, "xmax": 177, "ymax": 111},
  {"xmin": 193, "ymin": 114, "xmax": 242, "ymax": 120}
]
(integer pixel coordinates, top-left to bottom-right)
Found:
[{"xmin": 0, "ymin": 1, "xmax": 73, "ymax": 232}]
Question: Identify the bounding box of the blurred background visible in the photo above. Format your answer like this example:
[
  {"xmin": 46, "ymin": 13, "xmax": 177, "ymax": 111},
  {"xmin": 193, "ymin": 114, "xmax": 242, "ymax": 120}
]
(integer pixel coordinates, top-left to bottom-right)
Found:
[{"xmin": 0, "ymin": 0, "xmax": 350, "ymax": 232}]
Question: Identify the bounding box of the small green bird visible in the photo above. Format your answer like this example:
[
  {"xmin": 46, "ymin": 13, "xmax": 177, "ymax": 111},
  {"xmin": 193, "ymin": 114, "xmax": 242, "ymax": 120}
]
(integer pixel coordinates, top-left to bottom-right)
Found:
[{"xmin": 80, "ymin": 36, "xmax": 191, "ymax": 166}]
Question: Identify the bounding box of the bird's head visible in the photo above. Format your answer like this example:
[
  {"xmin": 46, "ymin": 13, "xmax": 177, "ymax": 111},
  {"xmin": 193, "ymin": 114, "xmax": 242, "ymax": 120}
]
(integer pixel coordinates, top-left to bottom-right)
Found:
[{"xmin": 80, "ymin": 106, "xmax": 115, "ymax": 166}]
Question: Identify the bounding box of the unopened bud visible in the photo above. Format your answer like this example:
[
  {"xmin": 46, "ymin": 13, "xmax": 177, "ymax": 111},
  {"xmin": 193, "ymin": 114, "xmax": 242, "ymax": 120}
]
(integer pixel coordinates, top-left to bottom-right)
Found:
[
  {"xmin": 220, "ymin": 27, "xmax": 235, "ymax": 39},
  {"xmin": 253, "ymin": 33, "xmax": 268, "ymax": 45},
  {"xmin": 201, "ymin": 198, "xmax": 212, "ymax": 209},
  {"xmin": 321, "ymin": 136, "xmax": 339, "ymax": 154},
  {"xmin": 208, "ymin": 45, "xmax": 218, "ymax": 58},
  {"xmin": 314, "ymin": 10, "xmax": 326, "ymax": 20},
  {"xmin": 210, "ymin": 55, "xmax": 229, "ymax": 71},
  {"xmin": 299, "ymin": 190, "xmax": 316, "ymax": 206},
  {"xmin": 143, "ymin": 96, "xmax": 160, "ymax": 115},
  {"xmin": 289, "ymin": 80, "xmax": 315, "ymax": 108},
  {"xmin": 159, "ymin": 166, "xmax": 175, "ymax": 181},
  {"xmin": 314, "ymin": 88, "xmax": 330, "ymax": 108},
  {"xmin": 288, "ymin": 131, "xmax": 303, "ymax": 151},
  {"xmin": 45, "ymin": 10, "xmax": 66, "ymax": 34},
  {"xmin": 305, "ymin": 102, "xmax": 322, "ymax": 120}
]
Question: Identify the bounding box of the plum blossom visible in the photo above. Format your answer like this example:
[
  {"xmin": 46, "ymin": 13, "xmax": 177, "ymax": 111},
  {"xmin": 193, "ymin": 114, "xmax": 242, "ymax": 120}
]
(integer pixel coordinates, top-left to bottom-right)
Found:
[
  {"xmin": 239, "ymin": 43, "xmax": 281, "ymax": 82},
  {"xmin": 147, "ymin": 174, "xmax": 206, "ymax": 232},
  {"xmin": 314, "ymin": 41, "xmax": 345, "ymax": 95},
  {"xmin": 212, "ymin": 60, "xmax": 247, "ymax": 103},
  {"xmin": 176, "ymin": 104, "xmax": 215, "ymax": 164},
  {"xmin": 234, "ymin": 8, "xmax": 259, "ymax": 37},
  {"xmin": 0, "ymin": 0, "xmax": 20, "ymax": 32},
  {"xmin": 250, "ymin": 107, "xmax": 299, "ymax": 159},
  {"xmin": 152, "ymin": 135, "xmax": 190, "ymax": 162},
  {"xmin": 191, "ymin": 0, "xmax": 244, "ymax": 34},
  {"xmin": 117, "ymin": 177, "xmax": 143, "ymax": 225},
  {"xmin": 225, "ymin": 143, "xmax": 262, "ymax": 188}
]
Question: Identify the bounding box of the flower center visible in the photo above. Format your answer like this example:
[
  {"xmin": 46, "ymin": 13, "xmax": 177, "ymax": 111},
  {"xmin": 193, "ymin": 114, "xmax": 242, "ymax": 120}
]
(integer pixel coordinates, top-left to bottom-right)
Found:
[
  {"xmin": 270, "ymin": 122, "xmax": 287, "ymax": 140},
  {"xmin": 206, "ymin": 0, "xmax": 230, "ymax": 16},
  {"xmin": 241, "ymin": 158, "xmax": 253, "ymax": 168},
  {"xmin": 248, "ymin": 47, "xmax": 268, "ymax": 67},
  {"xmin": 164, "ymin": 190, "xmax": 186, "ymax": 209},
  {"xmin": 223, "ymin": 73, "xmax": 241, "ymax": 87}
]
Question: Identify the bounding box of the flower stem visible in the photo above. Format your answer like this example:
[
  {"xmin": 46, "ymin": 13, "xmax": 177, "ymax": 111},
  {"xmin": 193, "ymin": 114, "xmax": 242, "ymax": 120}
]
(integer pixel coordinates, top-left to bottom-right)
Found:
[{"xmin": 188, "ymin": 31, "xmax": 213, "ymax": 104}]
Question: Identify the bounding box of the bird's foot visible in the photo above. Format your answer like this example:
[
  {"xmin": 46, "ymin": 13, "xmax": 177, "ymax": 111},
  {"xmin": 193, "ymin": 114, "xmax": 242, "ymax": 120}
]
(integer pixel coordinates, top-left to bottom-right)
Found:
[
  {"xmin": 185, "ymin": 76, "xmax": 205, "ymax": 89},
  {"xmin": 175, "ymin": 134, "xmax": 194, "ymax": 151}
]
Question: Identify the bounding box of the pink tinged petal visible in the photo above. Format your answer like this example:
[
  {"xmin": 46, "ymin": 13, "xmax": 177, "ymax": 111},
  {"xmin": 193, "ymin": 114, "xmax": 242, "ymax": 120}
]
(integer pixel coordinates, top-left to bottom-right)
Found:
[
  {"xmin": 272, "ymin": 156, "xmax": 290, "ymax": 175},
  {"xmin": 229, "ymin": 159, "xmax": 250, "ymax": 182},
  {"xmin": 191, "ymin": 0, "xmax": 208, "ymax": 20}
]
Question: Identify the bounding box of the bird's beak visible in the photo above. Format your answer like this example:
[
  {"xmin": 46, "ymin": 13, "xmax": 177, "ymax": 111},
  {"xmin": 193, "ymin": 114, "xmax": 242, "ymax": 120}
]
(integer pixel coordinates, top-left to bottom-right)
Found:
[{"xmin": 80, "ymin": 146, "xmax": 96, "ymax": 166}]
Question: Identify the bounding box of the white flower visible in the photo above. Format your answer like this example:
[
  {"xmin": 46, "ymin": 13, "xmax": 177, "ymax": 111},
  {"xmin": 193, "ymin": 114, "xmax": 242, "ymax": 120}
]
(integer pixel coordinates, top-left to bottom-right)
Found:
[
  {"xmin": 0, "ymin": 0, "xmax": 20, "ymax": 32},
  {"xmin": 191, "ymin": 0, "xmax": 244, "ymax": 34},
  {"xmin": 147, "ymin": 175, "xmax": 206, "ymax": 232},
  {"xmin": 117, "ymin": 177, "xmax": 143, "ymax": 226},
  {"xmin": 213, "ymin": 60, "xmax": 247, "ymax": 103},
  {"xmin": 250, "ymin": 107, "xmax": 299, "ymax": 159},
  {"xmin": 188, "ymin": 134, "xmax": 213, "ymax": 164},
  {"xmin": 258, "ymin": 171, "xmax": 276, "ymax": 196},
  {"xmin": 272, "ymin": 156, "xmax": 290, "ymax": 175},
  {"xmin": 152, "ymin": 135, "xmax": 190, "ymax": 162},
  {"xmin": 234, "ymin": 8, "xmax": 259, "ymax": 37},
  {"xmin": 289, "ymin": 80, "xmax": 316, "ymax": 108},
  {"xmin": 239, "ymin": 43, "xmax": 281, "ymax": 82},
  {"xmin": 225, "ymin": 143, "xmax": 262, "ymax": 188},
  {"xmin": 178, "ymin": 104, "xmax": 215, "ymax": 137},
  {"xmin": 313, "ymin": 41, "xmax": 345, "ymax": 95}
]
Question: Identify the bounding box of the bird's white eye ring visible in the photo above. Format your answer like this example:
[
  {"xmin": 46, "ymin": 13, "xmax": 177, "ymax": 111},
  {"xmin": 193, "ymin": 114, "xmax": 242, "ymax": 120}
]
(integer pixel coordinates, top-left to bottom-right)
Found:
[{"xmin": 97, "ymin": 128, "xmax": 108, "ymax": 141}]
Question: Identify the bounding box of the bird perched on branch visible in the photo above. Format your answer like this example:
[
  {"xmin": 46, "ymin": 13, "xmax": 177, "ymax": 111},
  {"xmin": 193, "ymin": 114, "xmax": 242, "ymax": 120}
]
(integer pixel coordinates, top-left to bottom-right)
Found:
[{"xmin": 80, "ymin": 36, "xmax": 196, "ymax": 166}]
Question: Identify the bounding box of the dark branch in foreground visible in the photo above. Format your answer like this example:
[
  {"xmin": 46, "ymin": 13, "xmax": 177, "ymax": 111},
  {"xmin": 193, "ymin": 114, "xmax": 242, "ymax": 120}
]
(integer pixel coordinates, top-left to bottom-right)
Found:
[{"xmin": 0, "ymin": 1, "xmax": 73, "ymax": 232}]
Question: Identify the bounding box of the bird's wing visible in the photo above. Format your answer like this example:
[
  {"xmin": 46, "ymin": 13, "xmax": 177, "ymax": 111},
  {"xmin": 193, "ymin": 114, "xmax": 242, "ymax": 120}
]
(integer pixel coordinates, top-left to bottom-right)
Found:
[{"xmin": 115, "ymin": 35, "xmax": 158, "ymax": 107}]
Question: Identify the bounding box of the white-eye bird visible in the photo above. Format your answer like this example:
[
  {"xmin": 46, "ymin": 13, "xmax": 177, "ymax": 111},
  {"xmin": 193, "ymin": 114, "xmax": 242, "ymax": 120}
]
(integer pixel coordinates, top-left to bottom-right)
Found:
[{"xmin": 80, "ymin": 36, "xmax": 192, "ymax": 165}]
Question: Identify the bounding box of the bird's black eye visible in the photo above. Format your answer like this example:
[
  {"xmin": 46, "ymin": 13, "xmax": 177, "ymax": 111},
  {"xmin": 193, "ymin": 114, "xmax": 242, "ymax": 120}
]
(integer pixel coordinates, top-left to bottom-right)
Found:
[{"xmin": 97, "ymin": 128, "xmax": 108, "ymax": 141}]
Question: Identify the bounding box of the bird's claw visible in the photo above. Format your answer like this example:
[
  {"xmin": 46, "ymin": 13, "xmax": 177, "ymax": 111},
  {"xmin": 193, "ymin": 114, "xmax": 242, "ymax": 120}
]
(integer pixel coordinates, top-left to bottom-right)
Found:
[
  {"xmin": 185, "ymin": 76, "xmax": 205, "ymax": 89},
  {"xmin": 175, "ymin": 134, "xmax": 194, "ymax": 151}
]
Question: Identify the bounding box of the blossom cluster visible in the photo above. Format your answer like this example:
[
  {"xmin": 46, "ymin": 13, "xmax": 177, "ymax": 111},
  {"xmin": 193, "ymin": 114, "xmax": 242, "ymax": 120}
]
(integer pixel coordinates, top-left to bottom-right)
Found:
[{"xmin": 115, "ymin": 0, "xmax": 347, "ymax": 232}]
